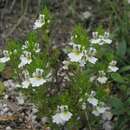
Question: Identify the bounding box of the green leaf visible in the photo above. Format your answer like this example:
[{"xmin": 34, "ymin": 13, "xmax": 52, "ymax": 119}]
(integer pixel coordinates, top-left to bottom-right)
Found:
[
  {"xmin": 126, "ymin": 98, "xmax": 130, "ymax": 105},
  {"xmin": 0, "ymin": 63, "xmax": 5, "ymax": 72},
  {"xmin": 111, "ymin": 73, "xmax": 125, "ymax": 83},
  {"xmin": 120, "ymin": 65, "xmax": 130, "ymax": 72},
  {"xmin": 95, "ymin": 25, "xmax": 105, "ymax": 35},
  {"xmin": 110, "ymin": 97, "xmax": 124, "ymax": 115},
  {"xmin": 117, "ymin": 85, "xmax": 127, "ymax": 92},
  {"xmin": 117, "ymin": 39, "xmax": 127, "ymax": 57},
  {"xmin": 72, "ymin": 25, "xmax": 89, "ymax": 48}
]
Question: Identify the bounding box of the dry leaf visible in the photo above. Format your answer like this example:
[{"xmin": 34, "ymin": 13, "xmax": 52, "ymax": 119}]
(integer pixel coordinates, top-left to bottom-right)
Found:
[{"xmin": 0, "ymin": 115, "xmax": 17, "ymax": 121}]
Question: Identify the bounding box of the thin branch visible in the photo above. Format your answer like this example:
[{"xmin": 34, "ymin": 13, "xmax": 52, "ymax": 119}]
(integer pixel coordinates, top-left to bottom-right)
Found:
[
  {"xmin": 9, "ymin": 0, "xmax": 16, "ymax": 13},
  {"xmin": 2, "ymin": 0, "xmax": 29, "ymax": 39},
  {"xmin": 36, "ymin": 0, "xmax": 41, "ymax": 16}
]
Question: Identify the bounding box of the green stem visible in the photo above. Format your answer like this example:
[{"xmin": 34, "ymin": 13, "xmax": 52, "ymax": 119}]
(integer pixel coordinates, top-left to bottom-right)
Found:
[{"xmin": 85, "ymin": 110, "xmax": 92, "ymax": 130}]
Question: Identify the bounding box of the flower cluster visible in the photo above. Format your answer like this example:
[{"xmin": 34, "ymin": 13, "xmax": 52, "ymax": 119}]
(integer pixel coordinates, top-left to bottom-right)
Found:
[
  {"xmin": 90, "ymin": 70, "xmax": 108, "ymax": 84},
  {"xmin": 0, "ymin": 50, "xmax": 10, "ymax": 63},
  {"xmin": 90, "ymin": 60, "xmax": 119, "ymax": 84},
  {"xmin": 108, "ymin": 60, "xmax": 119, "ymax": 72},
  {"xmin": 1, "ymin": 39, "xmax": 51, "ymax": 88},
  {"xmin": 84, "ymin": 91, "xmax": 112, "ymax": 117},
  {"xmin": 67, "ymin": 42, "xmax": 98, "ymax": 66},
  {"xmin": 18, "ymin": 68, "xmax": 48, "ymax": 88},
  {"xmin": 88, "ymin": 91, "xmax": 113, "ymax": 130},
  {"xmin": 90, "ymin": 32, "xmax": 112, "ymax": 45},
  {"xmin": 0, "ymin": 11, "xmax": 121, "ymax": 129}
]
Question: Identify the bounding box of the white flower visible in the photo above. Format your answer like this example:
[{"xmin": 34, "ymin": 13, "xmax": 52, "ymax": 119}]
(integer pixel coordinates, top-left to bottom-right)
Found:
[
  {"xmin": 87, "ymin": 97, "xmax": 98, "ymax": 106},
  {"xmin": 90, "ymin": 32, "xmax": 101, "ymax": 44},
  {"xmin": 90, "ymin": 75, "xmax": 97, "ymax": 82},
  {"xmin": 30, "ymin": 77, "xmax": 46, "ymax": 87},
  {"xmin": 97, "ymin": 76, "xmax": 108, "ymax": 84},
  {"xmin": 82, "ymin": 47, "xmax": 98, "ymax": 64},
  {"xmin": 52, "ymin": 105, "xmax": 72, "ymax": 125},
  {"xmin": 97, "ymin": 70, "xmax": 108, "ymax": 84},
  {"xmin": 52, "ymin": 112, "xmax": 72, "ymax": 125},
  {"xmin": 22, "ymin": 80, "xmax": 30, "ymax": 88},
  {"xmin": 30, "ymin": 68, "xmax": 46, "ymax": 87},
  {"xmin": 18, "ymin": 51, "xmax": 32, "ymax": 68},
  {"xmin": 88, "ymin": 56, "xmax": 98, "ymax": 64},
  {"xmin": 21, "ymin": 70, "xmax": 30, "ymax": 88},
  {"xmin": 22, "ymin": 40, "xmax": 29, "ymax": 50},
  {"xmin": 87, "ymin": 91, "xmax": 98, "ymax": 106},
  {"xmin": 62, "ymin": 60, "xmax": 70, "ymax": 70},
  {"xmin": 90, "ymin": 32, "xmax": 112, "ymax": 45},
  {"xmin": 68, "ymin": 52, "xmax": 83, "ymax": 62},
  {"xmin": 52, "ymin": 113, "xmax": 64, "ymax": 124},
  {"xmin": 68, "ymin": 42, "xmax": 84, "ymax": 64},
  {"xmin": 92, "ymin": 109, "xmax": 100, "ymax": 116},
  {"xmin": 0, "ymin": 50, "xmax": 10, "ymax": 63},
  {"xmin": 33, "ymin": 14, "xmax": 45, "ymax": 29},
  {"xmin": 92, "ymin": 103, "xmax": 108, "ymax": 116},
  {"xmin": 96, "ymin": 106, "xmax": 107, "ymax": 114},
  {"xmin": 108, "ymin": 60, "xmax": 119, "ymax": 72},
  {"xmin": 34, "ymin": 43, "xmax": 41, "ymax": 53},
  {"xmin": 103, "ymin": 32, "xmax": 112, "ymax": 44}
]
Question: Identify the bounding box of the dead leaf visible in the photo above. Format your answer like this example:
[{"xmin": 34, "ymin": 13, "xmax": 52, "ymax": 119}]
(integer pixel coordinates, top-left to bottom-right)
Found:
[
  {"xmin": 0, "ymin": 115, "xmax": 17, "ymax": 121},
  {"xmin": 2, "ymin": 66, "xmax": 13, "ymax": 79}
]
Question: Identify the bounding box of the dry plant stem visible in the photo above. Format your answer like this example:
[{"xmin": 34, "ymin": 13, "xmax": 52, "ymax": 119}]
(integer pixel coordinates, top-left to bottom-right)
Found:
[
  {"xmin": 36, "ymin": 0, "xmax": 41, "ymax": 16},
  {"xmin": 30, "ymin": 120, "xmax": 36, "ymax": 130},
  {"xmin": 21, "ymin": 0, "xmax": 24, "ymax": 13},
  {"xmin": 9, "ymin": 0, "xmax": 16, "ymax": 13},
  {"xmin": 2, "ymin": 0, "xmax": 29, "ymax": 39},
  {"xmin": 85, "ymin": 110, "xmax": 92, "ymax": 130}
]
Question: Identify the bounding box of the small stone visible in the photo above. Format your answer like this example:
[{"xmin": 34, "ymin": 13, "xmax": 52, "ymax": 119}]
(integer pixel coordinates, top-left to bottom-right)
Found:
[{"xmin": 6, "ymin": 126, "xmax": 12, "ymax": 130}]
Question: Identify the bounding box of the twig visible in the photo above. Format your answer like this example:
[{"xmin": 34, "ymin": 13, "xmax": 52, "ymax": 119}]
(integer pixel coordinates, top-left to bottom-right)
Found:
[
  {"xmin": 36, "ymin": 0, "xmax": 41, "ymax": 16},
  {"xmin": 2, "ymin": 0, "xmax": 29, "ymax": 39},
  {"xmin": 9, "ymin": 0, "xmax": 16, "ymax": 13}
]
